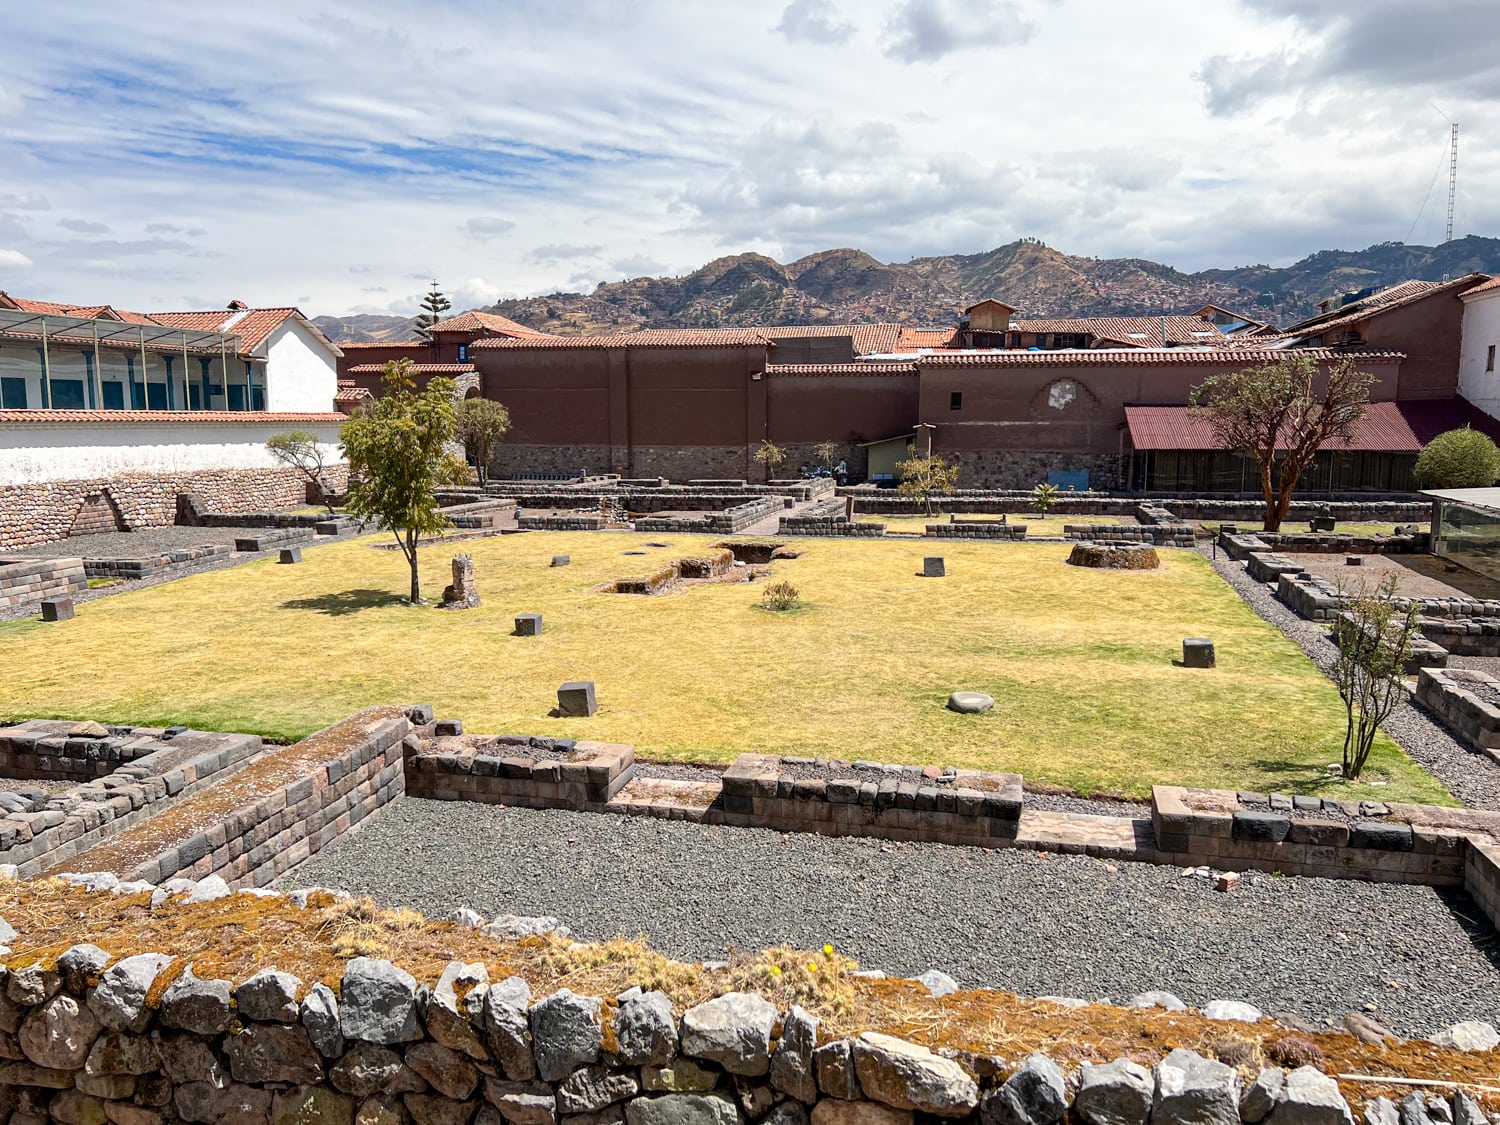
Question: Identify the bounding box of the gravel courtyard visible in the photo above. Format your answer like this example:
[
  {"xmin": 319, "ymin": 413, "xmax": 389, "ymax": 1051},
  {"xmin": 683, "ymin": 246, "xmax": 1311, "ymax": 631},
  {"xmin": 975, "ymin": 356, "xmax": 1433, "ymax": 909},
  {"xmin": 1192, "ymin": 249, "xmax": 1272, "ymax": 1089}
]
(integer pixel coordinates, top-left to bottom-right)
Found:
[{"xmin": 288, "ymin": 797, "xmax": 1500, "ymax": 1037}]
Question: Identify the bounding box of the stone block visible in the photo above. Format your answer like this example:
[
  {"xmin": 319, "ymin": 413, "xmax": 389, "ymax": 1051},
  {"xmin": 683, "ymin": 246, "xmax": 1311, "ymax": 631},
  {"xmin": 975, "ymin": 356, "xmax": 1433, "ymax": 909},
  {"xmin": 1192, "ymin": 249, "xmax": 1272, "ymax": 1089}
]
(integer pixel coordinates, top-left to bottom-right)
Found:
[
  {"xmin": 1182, "ymin": 638, "xmax": 1215, "ymax": 668},
  {"xmin": 516, "ymin": 614, "xmax": 544, "ymax": 637},
  {"xmin": 557, "ymin": 682, "xmax": 597, "ymax": 718},
  {"xmin": 278, "ymin": 548, "xmax": 302, "ymax": 564},
  {"xmin": 551, "ymin": 556, "xmax": 571, "ymax": 567},
  {"xmin": 41, "ymin": 598, "xmax": 75, "ymax": 622},
  {"xmin": 922, "ymin": 557, "xmax": 945, "ymax": 578}
]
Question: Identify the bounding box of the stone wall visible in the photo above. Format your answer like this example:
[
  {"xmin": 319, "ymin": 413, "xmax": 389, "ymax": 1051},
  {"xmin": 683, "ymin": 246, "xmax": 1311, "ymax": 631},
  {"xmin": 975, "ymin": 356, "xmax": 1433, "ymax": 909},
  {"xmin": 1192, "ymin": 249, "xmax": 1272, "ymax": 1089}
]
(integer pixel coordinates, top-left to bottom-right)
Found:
[
  {"xmin": 940, "ymin": 450, "xmax": 1126, "ymax": 491},
  {"xmin": 1276, "ymin": 570, "xmax": 1500, "ymax": 623},
  {"xmin": 517, "ymin": 516, "xmax": 607, "ymax": 531},
  {"xmin": 1151, "ymin": 785, "xmax": 1473, "ymax": 885},
  {"xmin": 406, "ymin": 738, "xmax": 636, "ymax": 809},
  {"xmin": 1063, "ymin": 524, "xmax": 1196, "ymax": 548},
  {"xmin": 489, "ymin": 443, "xmax": 753, "ymax": 481},
  {"xmin": 0, "ymin": 721, "xmax": 263, "ymax": 878},
  {"xmin": 0, "ymin": 556, "xmax": 86, "ymax": 613},
  {"xmin": 0, "ymin": 465, "xmax": 352, "ymax": 551},
  {"xmin": 636, "ymin": 497, "xmax": 783, "ymax": 535},
  {"xmin": 923, "ymin": 521, "xmax": 1027, "ymax": 540},
  {"xmin": 719, "ymin": 755, "xmax": 1022, "ymax": 846},
  {"xmin": 1415, "ymin": 667, "xmax": 1500, "ymax": 754},
  {"xmin": 845, "ymin": 492, "xmax": 1429, "ymax": 523},
  {"xmin": 84, "ymin": 544, "xmax": 233, "ymax": 580},
  {"xmin": 1417, "ymin": 617, "xmax": 1500, "ymax": 657},
  {"xmin": 0, "ymin": 883, "xmax": 1405, "ymax": 1125}
]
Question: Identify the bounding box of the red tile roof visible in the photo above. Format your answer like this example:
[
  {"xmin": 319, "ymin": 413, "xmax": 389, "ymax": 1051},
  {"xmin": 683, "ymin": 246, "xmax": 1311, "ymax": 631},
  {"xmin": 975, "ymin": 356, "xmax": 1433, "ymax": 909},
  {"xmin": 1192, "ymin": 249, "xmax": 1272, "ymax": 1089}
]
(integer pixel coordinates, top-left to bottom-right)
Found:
[
  {"xmin": 473, "ymin": 328, "xmax": 775, "ymax": 350},
  {"xmin": 333, "ymin": 387, "xmax": 374, "ymax": 403},
  {"xmin": 917, "ymin": 348, "xmax": 1404, "ymax": 368},
  {"xmin": 1462, "ymin": 277, "xmax": 1500, "ymax": 299},
  {"xmin": 0, "ymin": 410, "xmax": 346, "ymax": 424},
  {"xmin": 765, "ymin": 362, "xmax": 918, "ymax": 376},
  {"xmin": 1123, "ymin": 398, "xmax": 1500, "ymax": 452},
  {"xmin": 896, "ymin": 328, "xmax": 957, "ymax": 350},
  {"xmin": 147, "ymin": 308, "xmax": 309, "ymax": 354},
  {"xmin": 1281, "ymin": 275, "xmax": 1487, "ymax": 340},
  {"xmin": 339, "ymin": 340, "xmax": 430, "ymax": 349},
  {"xmin": 429, "ymin": 310, "xmax": 552, "ymax": 337},
  {"xmin": 1013, "ymin": 316, "xmax": 1227, "ymax": 348},
  {"xmin": 759, "ymin": 323, "xmax": 904, "ymax": 355},
  {"xmin": 345, "ymin": 362, "xmax": 476, "ymax": 374}
]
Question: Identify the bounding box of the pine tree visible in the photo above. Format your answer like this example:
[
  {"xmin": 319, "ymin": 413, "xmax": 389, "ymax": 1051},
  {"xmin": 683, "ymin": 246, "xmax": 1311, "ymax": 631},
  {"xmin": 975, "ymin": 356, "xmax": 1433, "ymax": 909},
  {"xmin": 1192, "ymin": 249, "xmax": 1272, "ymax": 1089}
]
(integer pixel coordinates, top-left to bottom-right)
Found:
[{"xmin": 414, "ymin": 282, "xmax": 452, "ymax": 334}]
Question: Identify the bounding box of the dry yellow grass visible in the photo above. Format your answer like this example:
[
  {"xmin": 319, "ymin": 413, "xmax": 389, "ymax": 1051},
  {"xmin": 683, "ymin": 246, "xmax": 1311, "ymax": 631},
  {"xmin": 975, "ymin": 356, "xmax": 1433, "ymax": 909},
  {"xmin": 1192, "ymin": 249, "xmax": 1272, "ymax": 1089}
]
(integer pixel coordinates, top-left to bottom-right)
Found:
[{"xmin": 0, "ymin": 531, "xmax": 1449, "ymax": 801}]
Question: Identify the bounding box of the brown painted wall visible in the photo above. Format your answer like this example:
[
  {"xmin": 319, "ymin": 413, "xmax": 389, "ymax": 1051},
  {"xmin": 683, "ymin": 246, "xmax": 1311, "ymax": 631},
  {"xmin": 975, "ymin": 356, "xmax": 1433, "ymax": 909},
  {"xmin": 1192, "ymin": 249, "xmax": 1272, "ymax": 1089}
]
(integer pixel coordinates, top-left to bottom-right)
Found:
[
  {"xmin": 766, "ymin": 373, "xmax": 919, "ymax": 447},
  {"xmin": 1365, "ymin": 294, "xmax": 1465, "ymax": 399}
]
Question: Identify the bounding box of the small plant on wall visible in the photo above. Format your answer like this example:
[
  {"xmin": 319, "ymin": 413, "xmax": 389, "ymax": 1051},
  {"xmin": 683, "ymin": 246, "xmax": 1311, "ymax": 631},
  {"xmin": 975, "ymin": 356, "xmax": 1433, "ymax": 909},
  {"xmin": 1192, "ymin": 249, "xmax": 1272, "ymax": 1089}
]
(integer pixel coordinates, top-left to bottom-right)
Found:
[{"xmin": 1031, "ymin": 481, "xmax": 1060, "ymax": 514}]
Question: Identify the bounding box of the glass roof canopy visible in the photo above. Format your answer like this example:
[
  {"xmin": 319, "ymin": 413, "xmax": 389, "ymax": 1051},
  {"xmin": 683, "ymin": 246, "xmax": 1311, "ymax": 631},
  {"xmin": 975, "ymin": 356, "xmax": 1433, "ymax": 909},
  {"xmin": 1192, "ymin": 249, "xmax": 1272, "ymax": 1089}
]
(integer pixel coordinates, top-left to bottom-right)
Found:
[{"xmin": 0, "ymin": 309, "xmax": 243, "ymax": 355}]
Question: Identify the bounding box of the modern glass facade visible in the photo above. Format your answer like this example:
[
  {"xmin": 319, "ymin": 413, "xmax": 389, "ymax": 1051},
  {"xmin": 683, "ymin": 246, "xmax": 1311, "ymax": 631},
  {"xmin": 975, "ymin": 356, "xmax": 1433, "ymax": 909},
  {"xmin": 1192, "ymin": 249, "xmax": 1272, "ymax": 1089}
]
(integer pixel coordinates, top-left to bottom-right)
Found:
[
  {"xmin": 1432, "ymin": 499, "xmax": 1500, "ymax": 584},
  {"xmin": 1132, "ymin": 449, "xmax": 1419, "ymax": 493}
]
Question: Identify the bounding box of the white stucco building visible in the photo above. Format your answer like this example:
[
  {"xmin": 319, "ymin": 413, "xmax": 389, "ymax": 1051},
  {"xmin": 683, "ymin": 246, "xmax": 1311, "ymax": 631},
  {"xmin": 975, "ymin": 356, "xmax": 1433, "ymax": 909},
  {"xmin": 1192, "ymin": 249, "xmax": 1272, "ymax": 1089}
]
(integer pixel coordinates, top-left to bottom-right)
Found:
[{"xmin": 1460, "ymin": 277, "xmax": 1500, "ymax": 421}]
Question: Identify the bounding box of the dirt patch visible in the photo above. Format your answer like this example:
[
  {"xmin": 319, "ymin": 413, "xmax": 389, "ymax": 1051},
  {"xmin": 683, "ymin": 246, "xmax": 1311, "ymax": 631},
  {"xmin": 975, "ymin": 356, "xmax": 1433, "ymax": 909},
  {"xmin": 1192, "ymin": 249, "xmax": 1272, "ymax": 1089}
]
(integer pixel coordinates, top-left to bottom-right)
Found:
[
  {"xmin": 1287, "ymin": 552, "xmax": 1500, "ymax": 601},
  {"xmin": 715, "ymin": 540, "xmax": 804, "ymax": 564}
]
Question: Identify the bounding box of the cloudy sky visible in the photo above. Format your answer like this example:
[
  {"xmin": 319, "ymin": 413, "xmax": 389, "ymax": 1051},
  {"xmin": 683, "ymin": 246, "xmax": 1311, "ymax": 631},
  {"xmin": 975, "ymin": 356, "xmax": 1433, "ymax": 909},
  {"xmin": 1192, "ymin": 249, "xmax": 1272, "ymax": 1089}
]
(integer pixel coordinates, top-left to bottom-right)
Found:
[{"xmin": 1, "ymin": 0, "xmax": 1498, "ymax": 317}]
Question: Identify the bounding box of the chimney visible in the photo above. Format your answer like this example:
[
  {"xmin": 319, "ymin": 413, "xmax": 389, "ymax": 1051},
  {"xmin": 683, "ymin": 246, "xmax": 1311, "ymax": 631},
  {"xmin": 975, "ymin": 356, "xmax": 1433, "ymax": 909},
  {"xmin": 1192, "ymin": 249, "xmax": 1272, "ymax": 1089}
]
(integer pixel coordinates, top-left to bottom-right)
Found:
[{"xmin": 227, "ymin": 299, "xmax": 249, "ymax": 311}]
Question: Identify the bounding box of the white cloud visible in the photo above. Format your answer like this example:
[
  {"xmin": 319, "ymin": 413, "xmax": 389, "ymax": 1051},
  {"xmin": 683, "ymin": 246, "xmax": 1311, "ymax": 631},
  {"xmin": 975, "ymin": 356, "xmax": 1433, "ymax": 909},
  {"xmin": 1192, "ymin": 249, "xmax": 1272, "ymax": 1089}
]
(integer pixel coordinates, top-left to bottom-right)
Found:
[
  {"xmin": 0, "ymin": 248, "xmax": 35, "ymax": 268},
  {"xmin": 59, "ymin": 218, "xmax": 112, "ymax": 234},
  {"xmin": 776, "ymin": 0, "xmax": 855, "ymax": 44},
  {"xmin": 0, "ymin": 0, "xmax": 1492, "ymax": 315}
]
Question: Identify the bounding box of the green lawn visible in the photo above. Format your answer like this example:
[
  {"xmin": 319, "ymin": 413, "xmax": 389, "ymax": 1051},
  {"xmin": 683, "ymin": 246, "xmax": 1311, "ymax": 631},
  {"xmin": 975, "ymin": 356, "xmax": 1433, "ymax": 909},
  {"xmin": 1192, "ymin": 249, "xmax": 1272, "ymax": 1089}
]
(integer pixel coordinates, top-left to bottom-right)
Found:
[{"xmin": 0, "ymin": 533, "xmax": 1451, "ymax": 803}]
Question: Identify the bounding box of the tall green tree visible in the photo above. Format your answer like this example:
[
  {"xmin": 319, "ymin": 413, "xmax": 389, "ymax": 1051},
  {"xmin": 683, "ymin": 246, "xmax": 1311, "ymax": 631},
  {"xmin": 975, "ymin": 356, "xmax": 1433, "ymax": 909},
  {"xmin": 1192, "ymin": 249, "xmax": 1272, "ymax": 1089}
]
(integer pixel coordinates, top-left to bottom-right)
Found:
[
  {"xmin": 1190, "ymin": 354, "xmax": 1373, "ymax": 532},
  {"xmin": 455, "ymin": 397, "xmax": 512, "ymax": 485},
  {"xmin": 414, "ymin": 282, "xmax": 452, "ymax": 334},
  {"xmin": 340, "ymin": 359, "xmax": 467, "ymax": 604}
]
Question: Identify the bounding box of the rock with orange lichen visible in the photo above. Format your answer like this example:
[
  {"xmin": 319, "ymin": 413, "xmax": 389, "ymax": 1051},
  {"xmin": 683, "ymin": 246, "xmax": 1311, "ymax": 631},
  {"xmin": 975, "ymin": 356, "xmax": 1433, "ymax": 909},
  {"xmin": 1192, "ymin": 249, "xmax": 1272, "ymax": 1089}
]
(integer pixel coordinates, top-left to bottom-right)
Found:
[
  {"xmin": 852, "ymin": 1032, "xmax": 977, "ymax": 1118},
  {"xmin": 88, "ymin": 955, "xmax": 171, "ymax": 1033}
]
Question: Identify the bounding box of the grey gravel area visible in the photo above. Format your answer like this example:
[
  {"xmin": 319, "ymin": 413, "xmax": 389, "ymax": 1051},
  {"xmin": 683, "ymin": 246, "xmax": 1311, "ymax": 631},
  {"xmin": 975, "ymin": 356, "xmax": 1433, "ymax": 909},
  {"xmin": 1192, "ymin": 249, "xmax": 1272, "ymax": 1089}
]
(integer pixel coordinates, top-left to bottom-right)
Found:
[
  {"xmin": 1203, "ymin": 547, "xmax": 1500, "ymax": 810},
  {"xmin": 289, "ymin": 797, "xmax": 1500, "ymax": 1036},
  {"xmin": 633, "ymin": 761, "xmax": 726, "ymax": 782},
  {"xmin": 1022, "ymin": 791, "xmax": 1151, "ymax": 819},
  {"xmin": 0, "ymin": 527, "xmax": 360, "ymax": 623},
  {"xmin": 18, "ymin": 525, "xmax": 276, "ymax": 558}
]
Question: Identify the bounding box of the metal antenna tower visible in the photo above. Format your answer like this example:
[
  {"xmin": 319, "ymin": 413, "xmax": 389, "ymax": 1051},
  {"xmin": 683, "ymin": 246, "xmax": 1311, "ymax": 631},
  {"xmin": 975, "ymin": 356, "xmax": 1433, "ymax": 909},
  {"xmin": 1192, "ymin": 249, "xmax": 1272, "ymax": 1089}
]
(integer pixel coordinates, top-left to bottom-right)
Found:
[{"xmin": 1446, "ymin": 122, "xmax": 1459, "ymax": 243}]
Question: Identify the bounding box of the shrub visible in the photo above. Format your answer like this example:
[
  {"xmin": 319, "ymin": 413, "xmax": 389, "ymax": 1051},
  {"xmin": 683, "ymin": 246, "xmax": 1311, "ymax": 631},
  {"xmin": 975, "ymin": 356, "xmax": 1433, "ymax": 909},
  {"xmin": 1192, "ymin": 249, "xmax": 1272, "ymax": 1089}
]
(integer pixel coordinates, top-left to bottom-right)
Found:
[
  {"xmin": 1414, "ymin": 426, "xmax": 1500, "ymax": 488},
  {"xmin": 1266, "ymin": 1035, "xmax": 1326, "ymax": 1068},
  {"xmin": 760, "ymin": 579, "xmax": 800, "ymax": 611}
]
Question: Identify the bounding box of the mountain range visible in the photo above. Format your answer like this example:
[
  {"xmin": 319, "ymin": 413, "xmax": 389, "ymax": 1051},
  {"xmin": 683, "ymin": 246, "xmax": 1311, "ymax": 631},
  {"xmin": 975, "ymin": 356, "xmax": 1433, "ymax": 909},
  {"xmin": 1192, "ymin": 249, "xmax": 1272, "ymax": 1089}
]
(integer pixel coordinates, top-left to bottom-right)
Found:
[{"xmin": 312, "ymin": 236, "xmax": 1500, "ymax": 343}]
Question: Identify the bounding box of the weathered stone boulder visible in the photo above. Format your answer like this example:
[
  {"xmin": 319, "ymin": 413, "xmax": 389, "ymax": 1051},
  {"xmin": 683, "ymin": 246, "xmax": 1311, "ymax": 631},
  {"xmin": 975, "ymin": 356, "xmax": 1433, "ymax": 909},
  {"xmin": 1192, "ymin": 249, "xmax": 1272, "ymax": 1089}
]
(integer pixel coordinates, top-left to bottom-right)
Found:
[
  {"xmin": 980, "ymin": 1053, "xmax": 1067, "ymax": 1125},
  {"xmin": 642, "ymin": 1059, "xmax": 721, "ymax": 1094},
  {"xmin": 274, "ymin": 1086, "xmax": 355, "ymax": 1125},
  {"xmin": 915, "ymin": 970, "xmax": 959, "ymax": 997},
  {"xmin": 159, "ymin": 968, "xmax": 233, "ymax": 1036},
  {"xmin": 811, "ymin": 1102, "xmax": 912, "ymax": 1125},
  {"xmin": 556, "ymin": 1065, "xmax": 640, "ymax": 1114},
  {"xmin": 484, "ymin": 976, "xmax": 537, "ymax": 1080},
  {"xmin": 853, "ymin": 1032, "xmax": 978, "ymax": 1117},
  {"xmin": 1429, "ymin": 1020, "xmax": 1500, "ymax": 1052},
  {"xmin": 482, "ymin": 1077, "xmax": 556, "ymax": 1125},
  {"xmin": 1265, "ymin": 1066, "xmax": 1353, "ymax": 1125},
  {"xmin": 680, "ymin": 992, "xmax": 778, "ymax": 1076},
  {"xmin": 625, "ymin": 1093, "xmax": 744, "ymax": 1125},
  {"xmin": 155, "ymin": 1033, "xmax": 225, "ymax": 1086},
  {"xmin": 1201, "ymin": 1000, "xmax": 1262, "ymax": 1024},
  {"xmin": 1124, "ymin": 991, "xmax": 1187, "ymax": 1012},
  {"xmin": 407, "ymin": 1041, "xmax": 480, "ymax": 1100},
  {"xmin": 302, "ymin": 982, "xmax": 346, "ymax": 1058},
  {"xmin": 234, "ymin": 968, "xmax": 302, "ymax": 1024},
  {"xmin": 946, "ymin": 693, "xmax": 994, "ymax": 715},
  {"xmin": 7, "ymin": 962, "xmax": 61, "ymax": 1005},
  {"xmin": 224, "ymin": 1023, "xmax": 324, "ymax": 1086},
  {"xmin": 340, "ymin": 958, "xmax": 422, "ymax": 1045},
  {"xmin": 812, "ymin": 1040, "xmax": 859, "ymax": 1100},
  {"xmin": 83, "ymin": 1031, "xmax": 160, "ymax": 1078},
  {"xmin": 1239, "ymin": 1067, "xmax": 1283, "ymax": 1124},
  {"xmin": 615, "ymin": 990, "xmax": 679, "ymax": 1067},
  {"xmin": 1153, "ymin": 1049, "xmax": 1241, "ymax": 1125},
  {"xmin": 769, "ymin": 1005, "xmax": 818, "ymax": 1104},
  {"xmin": 331, "ymin": 1042, "xmax": 406, "ymax": 1098},
  {"xmin": 19, "ymin": 993, "xmax": 103, "ymax": 1070},
  {"xmin": 1074, "ymin": 1059, "xmax": 1153, "ymax": 1125},
  {"xmin": 89, "ymin": 954, "xmax": 172, "ymax": 1038},
  {"xmin": 529, "ymin": 989, "xmax": 602, "ymax": 1081},
  {"xmin": 57, "ymin": 945, "xmax": 112, "ymax": 994},
  {"xmin": 426, "ymin": 961, "xmax": 489, "ymax": 1061}
]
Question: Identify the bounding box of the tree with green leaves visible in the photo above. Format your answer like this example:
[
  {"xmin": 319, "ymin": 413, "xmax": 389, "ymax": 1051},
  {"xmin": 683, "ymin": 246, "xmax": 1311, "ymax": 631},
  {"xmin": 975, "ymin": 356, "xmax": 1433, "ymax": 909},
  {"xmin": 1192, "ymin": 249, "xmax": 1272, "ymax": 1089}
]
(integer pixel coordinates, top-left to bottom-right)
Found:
[
  {"xmin": 896, "ymin": 453, "xmax": 960, "ymax": 516},
  {"xmin": 1030, "ymin": 481, "xmax": 1059, "ymax": 514},
  {"xmin": 414, "ymin": 282, "xmax": 452, "ymax": 335},
  {"xmin": 1332, "ymin": 573, "xmax": 1420, "ymax": 780},
  {"xmin": 1414, "ymin": 426, "xmax": 1500, "ymax": 489},
  {"xmin": 1190, "ymin": 354, "xmax": 1373, "ymax": 532},
  {"xmin": 340, "ymin": 359, "xmax": 467, "ymax": 604},
  {"xmin": 455, "ymin": 397, "xmax": 512, "ymax": 485},
  {"xmin": 813, "ymin": 440, "xmax": 838, "ymax": 472},
  {"xmin": 265, "ymin": 430, "xmax": 336, "ymax": 514},
  {"xmin": 753, "ymin": 439, "xmax": 787, "ymax": 479}
]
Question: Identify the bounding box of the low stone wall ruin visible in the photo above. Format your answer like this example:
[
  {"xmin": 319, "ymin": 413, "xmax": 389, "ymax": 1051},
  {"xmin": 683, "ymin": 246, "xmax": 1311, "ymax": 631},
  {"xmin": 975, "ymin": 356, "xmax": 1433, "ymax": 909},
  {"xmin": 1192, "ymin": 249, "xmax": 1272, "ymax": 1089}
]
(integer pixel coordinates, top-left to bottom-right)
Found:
[
  {"xmin": 923, "ymin": 520, "xmax": 1026, "ymax": 540},
  {"xmin": 1415, "ymin": 667, "xmax": 1500, "ymax": 756},
  {"xmin": 406, "ymin": 737, "xmax": 636, "ymax": 809},
  {"xmin": 0, "ymin": 721, "xmax": 263, "ymax": 878},
  {"xmin": 1064, "ymin": 524, "xmax": 1196, "ymax": 548},
  {"xmin": 85, "ymin": 543, "xmax": 233, "ymax": 580},
  {"xmin": 0, "ymin": 556, "xmax": 86, "ymax": 613}
]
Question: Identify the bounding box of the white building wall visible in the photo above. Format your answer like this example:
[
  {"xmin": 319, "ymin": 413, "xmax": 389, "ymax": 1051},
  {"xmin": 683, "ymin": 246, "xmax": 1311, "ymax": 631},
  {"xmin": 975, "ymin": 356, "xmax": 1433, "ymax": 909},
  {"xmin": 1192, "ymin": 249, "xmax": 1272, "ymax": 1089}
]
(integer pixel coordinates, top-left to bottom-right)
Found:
[
  {"xmin": 263, "ymin": 320, "xmax": 338, "ymax": 412},
  {"xmin": 0, "ymin": 419, "xmax": 345, "ymax": 485},
  {"xmin": 1460, "ymin": 291, "xmax": 1500, "ymax": 420}
]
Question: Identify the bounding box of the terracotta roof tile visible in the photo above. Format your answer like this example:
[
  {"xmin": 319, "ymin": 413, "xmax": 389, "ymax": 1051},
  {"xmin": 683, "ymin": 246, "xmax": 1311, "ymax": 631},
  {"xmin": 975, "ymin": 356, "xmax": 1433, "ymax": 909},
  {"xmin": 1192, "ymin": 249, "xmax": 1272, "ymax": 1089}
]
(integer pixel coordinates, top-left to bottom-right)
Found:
[
  {"xmin": 765, "ymin": 362, "xmax": 918, "ymax": 376},
  {"xmin": 339, "ymin": 340, "xmax": 430, "ymax": 349},
  {"xmin": 917, "ymin": 348, "xmax": 1404, "ymax": 368},
  {"xmin": 472, "ymin": 328, "xmax": 774, "ymax": 350},
  {"xmin": 895, "ymin": 328, "xmax": 957, "ymax": 350},
  {"xmin": 1013, "ymin": 315, "xmax": 1226, "ymax": 348},
  {"xmin": 1282, "ymin": 275, "xmax": 1487, "ymax": 340},
  {"xmin": 429, "ymin": 310, "xmax": 553, "ymax": 337},
  {"xmin": 759, "ymin": 323, "xmax": 903, "ymax": 355},
  {"xmin": 1462, "ymin": 276, "xmax": 1500, "ymax": 298},
  {"xmin": 333, "ymin": 388, "xmax": 373, "ymax": 403},
  {"xmin": 0, "ymin": 409, "xmax": 346, "ymax": 424},
  {"xmin": 345, "ymin": 362, "xmax": 475, "ymax": 374},
  {"xmin": 1124, "ymin": 398, "xmax": 1500, "ymax": 453},
  {"xmin": 147, "ymin": 308, "xmax": 303, "ymax": 353}
]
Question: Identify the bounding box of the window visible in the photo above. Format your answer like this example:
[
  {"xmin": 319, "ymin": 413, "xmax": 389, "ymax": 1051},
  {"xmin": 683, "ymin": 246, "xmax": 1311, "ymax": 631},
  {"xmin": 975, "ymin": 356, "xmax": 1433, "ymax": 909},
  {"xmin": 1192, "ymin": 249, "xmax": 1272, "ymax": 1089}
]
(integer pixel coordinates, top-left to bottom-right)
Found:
[
  {"xmin": 50, "ymin": 379, "xmax": 86, "ymax": 409},
  {"xmin": 146, "ymin": 382, "xmax": 168, "ymax": 410},
  {"xmin": 102, "ymin": 382, "xmax": 124, "ymax": 410},
  {"xmin": 0, "ymin": 377, "xmax": 25, "ymax": 408},
  {"xmin": 228, "ymin": 384, "xmax": 247, "ymax": 411},
  {"xmin": 950, "ymin": 391, "xmax": 963, "ymax": 411},
  {"xmin": 1488, "ymin": 344, "xmax": 1496, "ymax": 373},
  {"xmin": 457, "ymin": 344, "xmax": 468, "ymax": 362}
]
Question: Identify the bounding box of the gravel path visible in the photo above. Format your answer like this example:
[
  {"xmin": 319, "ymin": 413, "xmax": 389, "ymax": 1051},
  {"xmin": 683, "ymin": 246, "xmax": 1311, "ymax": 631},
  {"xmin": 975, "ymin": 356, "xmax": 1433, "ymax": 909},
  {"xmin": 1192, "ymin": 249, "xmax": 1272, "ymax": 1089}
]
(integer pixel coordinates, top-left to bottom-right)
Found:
[
  {"xmin": 18, "ymin": 525, "xmax": 275, "ymax": 558},
  {"xmin": 1023, "ymin": 791, "xmax": 1151, "ymax": 819},
  {"xmin": 1203, "ymin": 547, "xmax": 1500, "ymax": 810},
  {"xmin": 289, "ymin": 798, "xmax": 1500, "ymax": 1036}
]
